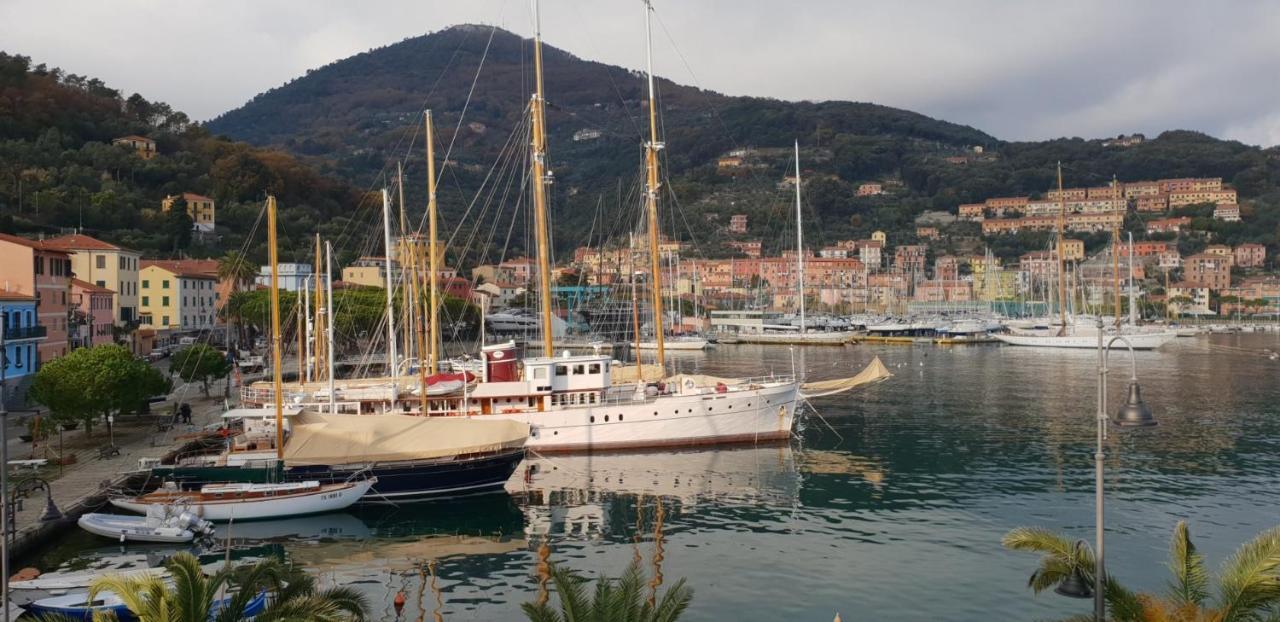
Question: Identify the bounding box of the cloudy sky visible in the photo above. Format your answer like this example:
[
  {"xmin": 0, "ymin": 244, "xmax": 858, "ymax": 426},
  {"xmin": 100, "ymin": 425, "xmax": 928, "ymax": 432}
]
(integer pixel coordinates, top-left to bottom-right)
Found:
[{"xmin": 3, "ymin": 0, "xmax": 1278, "ymax": 146}]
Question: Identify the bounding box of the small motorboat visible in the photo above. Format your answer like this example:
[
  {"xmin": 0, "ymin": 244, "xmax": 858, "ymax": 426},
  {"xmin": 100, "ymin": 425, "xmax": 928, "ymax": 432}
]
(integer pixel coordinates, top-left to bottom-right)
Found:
[
  {"xmin": 78, "ymin": 507, "xmax": 214, "ymax": 543},
  {"xmin": 110, "ymin": 477, "xmax": 376, "ymax": 522},
  {"xmin": 29, "ymin": 589, "xmax": 266, "ymax": 621}
]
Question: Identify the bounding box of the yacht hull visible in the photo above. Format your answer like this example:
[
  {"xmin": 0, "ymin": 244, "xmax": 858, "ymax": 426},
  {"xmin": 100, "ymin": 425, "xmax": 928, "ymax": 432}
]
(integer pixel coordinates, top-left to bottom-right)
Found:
[{"xmin": 995, "ymin": 331, "xmax": 1175, "ymax": 350}]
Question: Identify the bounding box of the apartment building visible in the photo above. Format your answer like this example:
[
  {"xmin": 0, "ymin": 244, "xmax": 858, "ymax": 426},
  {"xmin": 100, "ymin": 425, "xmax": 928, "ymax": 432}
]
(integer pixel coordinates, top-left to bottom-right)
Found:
[
  {"xmin": 0, "ymin": 233, "xmax": 73, "ymax": 363},
  {"xmin": 42, "ymin": 234, "xmax": 140, "ymax": 326}
]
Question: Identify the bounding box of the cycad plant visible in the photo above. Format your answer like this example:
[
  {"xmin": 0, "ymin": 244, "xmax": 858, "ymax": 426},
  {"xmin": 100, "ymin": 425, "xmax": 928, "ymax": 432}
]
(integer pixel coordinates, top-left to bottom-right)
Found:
[
  {"xmin": 1004, "ymin": 521, "xmax": 1280, "ymax": 621},
  {"xmin": 70, "ymin": 551, "xmax": 367, "ymax": 622},
  {"xmin": 521, "ymin": 560, "xmax": 692, "ymax": 622}
]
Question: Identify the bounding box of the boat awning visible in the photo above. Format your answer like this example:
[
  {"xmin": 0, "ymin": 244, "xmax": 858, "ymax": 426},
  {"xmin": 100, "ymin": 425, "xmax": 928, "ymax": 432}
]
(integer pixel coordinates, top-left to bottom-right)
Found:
[
  {"xmin": 282, "ymin": 412, "xmax": 528, "ymax": 465},
  {"xmin": 222, "ymin": 407, "xmax": 304, "ymax": 420}
]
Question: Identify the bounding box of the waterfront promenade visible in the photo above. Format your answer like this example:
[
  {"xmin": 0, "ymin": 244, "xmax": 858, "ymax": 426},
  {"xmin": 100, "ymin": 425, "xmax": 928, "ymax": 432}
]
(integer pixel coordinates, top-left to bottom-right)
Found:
[{"xmin": 2, "ymin": 377, "xmax": 230, "ymax": 558}]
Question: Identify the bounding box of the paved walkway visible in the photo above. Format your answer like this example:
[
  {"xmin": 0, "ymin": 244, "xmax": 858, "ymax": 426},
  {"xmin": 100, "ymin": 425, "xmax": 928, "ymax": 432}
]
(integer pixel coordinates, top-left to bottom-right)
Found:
[{"xmin": 3, "ymin": 381, "xmax": 232, "ymax": 556}]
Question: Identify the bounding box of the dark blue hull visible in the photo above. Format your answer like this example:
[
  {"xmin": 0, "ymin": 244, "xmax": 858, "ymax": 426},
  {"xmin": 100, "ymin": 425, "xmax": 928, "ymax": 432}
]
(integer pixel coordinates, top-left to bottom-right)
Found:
[
  {"xmin": 288, "ymin": 449, "xmax": 526, "ymax": 501},
  {"xmin": 156, "ymin": 449, "xmax": 525, "ymax": 502}
]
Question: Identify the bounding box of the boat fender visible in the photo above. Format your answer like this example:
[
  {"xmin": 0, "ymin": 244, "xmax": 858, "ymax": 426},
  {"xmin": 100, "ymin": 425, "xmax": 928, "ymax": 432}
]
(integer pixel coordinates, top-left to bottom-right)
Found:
[
  {"xmin": 394, "ymin": 591, "xmax": 406, "ymax": 615},
  {"xmin": 715, "ymin": 382, "xmax": 728, "ymax": 394},
  {"xmin": 684, "ymin": 378, "xmax": 696, "ymax": 390}
]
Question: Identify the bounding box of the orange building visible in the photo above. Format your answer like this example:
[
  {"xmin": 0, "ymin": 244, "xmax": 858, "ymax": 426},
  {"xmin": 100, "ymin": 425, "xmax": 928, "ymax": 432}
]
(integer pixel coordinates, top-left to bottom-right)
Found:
[{"xmin": 0, "ymin": 233, "xmax": 73, "ymax": 364}]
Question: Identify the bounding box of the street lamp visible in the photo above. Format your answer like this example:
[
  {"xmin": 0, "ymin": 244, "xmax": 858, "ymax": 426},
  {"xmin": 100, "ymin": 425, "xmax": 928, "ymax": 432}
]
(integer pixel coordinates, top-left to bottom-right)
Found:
[{"xmin": 1083, "ymin": 316, "xmax": 1157, "ymax": 622}]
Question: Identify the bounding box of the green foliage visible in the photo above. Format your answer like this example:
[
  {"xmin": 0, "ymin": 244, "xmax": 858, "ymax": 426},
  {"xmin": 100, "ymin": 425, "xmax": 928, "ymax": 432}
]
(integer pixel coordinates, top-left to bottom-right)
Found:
[
  {"xmin": 86, "ymin": 551, "xmax": 368, "ymax": 622},
  {"xmin": 1004, "ymin": 521, "xmax": 1280, "ymax": 622},
  {"xmin": 521, "ymin": 560, "xmax": 693, "ymax": 622},
  {"xmin": 28, "ymin": 344, "xmax": 169, "ymax": 434},
  {"xmin": 0, "ymin": 52, "xmax": 362, "ymax": 260},
  {"xmin": 170, "ymin": 344, "xmax": 233, "ymax": 396}
]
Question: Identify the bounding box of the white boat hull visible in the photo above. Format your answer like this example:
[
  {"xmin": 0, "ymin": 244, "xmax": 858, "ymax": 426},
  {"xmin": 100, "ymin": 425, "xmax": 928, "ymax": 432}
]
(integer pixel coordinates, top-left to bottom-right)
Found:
[
  {"xmin": 110, "ymin": 479, "xmax": 375, "ymax": 521},
  {"xmin": 995, "ymin": 331, "xmax": 1176, "ymax": 350},
  {"xmin": 77, "ymin": 513, "xmax": 199, "ymax": 543},
  {"xmin": 732, "ymin": 332, "xmax": 854, "ymax": 345},
  {"xmin": 480, "ymin": 382, "xmax": 798, "ymax": 452}
]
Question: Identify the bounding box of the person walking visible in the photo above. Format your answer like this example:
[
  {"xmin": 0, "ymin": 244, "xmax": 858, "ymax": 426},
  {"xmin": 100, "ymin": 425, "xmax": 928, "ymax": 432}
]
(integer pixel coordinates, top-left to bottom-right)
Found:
[{"xmin": 179, "ymin": 403, "xmax": 192, "ymax": 425}]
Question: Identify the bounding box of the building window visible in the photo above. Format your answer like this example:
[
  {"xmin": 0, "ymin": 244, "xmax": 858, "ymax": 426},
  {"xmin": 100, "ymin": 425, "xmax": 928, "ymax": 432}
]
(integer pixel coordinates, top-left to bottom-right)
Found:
[
  {"xmin": 142, "ymin": 296, "xmax": 149, "ymax": 306},
  {"xmin": 34, "ymin": 257, "xmax": 43, "ymax": 274},
  {"xmin": 96, "ymin": 255, "xmax": 106, "ymax": 269},
  {"xmin": 96, "ymin": 280, "xmax": 106, "ymax": 289},
  {"xmin": 162, "ymin": 280, "xmax": 169, "ymax": 289},
  {"xmin": 142, "ymin": 280, "xmax": 148, "ymax": 288},
  {"xmin": 162, "ymin": 296, "xmax": 169, "ymax": 306}
]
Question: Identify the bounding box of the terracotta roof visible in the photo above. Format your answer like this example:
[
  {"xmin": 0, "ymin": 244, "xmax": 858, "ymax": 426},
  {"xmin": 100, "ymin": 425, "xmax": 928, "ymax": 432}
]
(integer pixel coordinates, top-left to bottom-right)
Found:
[
  {"xmin": 41, "ymin": 234, "xmax": 136, "ymax": 253},
  {"xmin": 113, "ymin": 135, "xmax": 154, "ymax": 143},
  {"xmin": 141, "ymin": 259, "xmax": 218, "ymax": 279},
  {"xmin": 0, "ymin": 289, "xmax": 35, "ymax": 301},
  {"xmin": 180, "ymin": 192, "xmax": 213, "ymax": 202},
  {"xmin": 0, "ymin": 232, "xmax": 71, "ymax": 255},
  {"xmin": 70, "ymin": 278, "xmax": 116, "ymax": 294}
]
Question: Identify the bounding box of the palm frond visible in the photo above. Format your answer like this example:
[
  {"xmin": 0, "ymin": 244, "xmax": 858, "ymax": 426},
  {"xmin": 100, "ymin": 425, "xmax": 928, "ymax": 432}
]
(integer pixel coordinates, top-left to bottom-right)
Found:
[
  {"xmin": 1215, "ymin": 525, "xmax": 1280, "ymax": 622},
  {"xmin": 548, "ymin": 563, "xmax": 592, "ymax": 621},
  {"xmin": 520, "ymin": 601, "xmax": 564, "ymax": 622},
  {"xmin": 650, "ymin": 577, "xmax": 693, "ymax": 622},
  {"xmin": 1002, "ymin": 527, "xmax": 1080, "ymax": 560},
  {"xmin": 311, "ymin": 586, "xmax": 370, "ymax": 621},
  {"xmin": 1104, "ymin": 576, "xmax": 1148, "ymax": 622},
  {"xmin": 1165, "ymin": 521, "xmax": 1209, "ymax": 609}
]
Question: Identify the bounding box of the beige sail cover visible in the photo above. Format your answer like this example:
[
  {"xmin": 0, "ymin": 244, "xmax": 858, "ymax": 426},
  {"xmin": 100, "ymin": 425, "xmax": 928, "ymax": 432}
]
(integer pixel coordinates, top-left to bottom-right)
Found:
[
  {"xmin": 666, "ymin": 373, "xmax": 749, "ymax": 388},
  {"xmin": 283, "ymin": 412, "xmax": 528, "ymax": 466},
  {"xmin": 610, "ymin": 363, "xmax": 666, "ymax": 384},
  {"xmin": 800, "ymin": 357, "xmax": 892, "ymax": 397}
]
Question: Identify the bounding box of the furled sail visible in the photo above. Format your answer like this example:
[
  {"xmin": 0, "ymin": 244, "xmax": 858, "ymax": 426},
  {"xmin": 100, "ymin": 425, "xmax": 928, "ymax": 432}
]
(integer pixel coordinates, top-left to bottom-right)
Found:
[{"xmin": 800, "ymin": 357, "xmax": 892, "ymax": 398}]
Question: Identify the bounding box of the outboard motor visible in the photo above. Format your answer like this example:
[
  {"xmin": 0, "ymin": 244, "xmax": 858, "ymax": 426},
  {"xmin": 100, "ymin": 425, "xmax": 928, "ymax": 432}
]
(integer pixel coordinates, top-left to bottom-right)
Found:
[{"xmin": 176, "ymin": 511, "xmax": 215, "ymax": 536}]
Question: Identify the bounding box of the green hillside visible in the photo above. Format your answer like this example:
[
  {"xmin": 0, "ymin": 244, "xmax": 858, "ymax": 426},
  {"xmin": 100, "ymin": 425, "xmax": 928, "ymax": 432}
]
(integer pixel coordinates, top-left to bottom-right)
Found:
[{"xmin": 0, "ymin": 52, "xmax": 370, "ymax": 264}]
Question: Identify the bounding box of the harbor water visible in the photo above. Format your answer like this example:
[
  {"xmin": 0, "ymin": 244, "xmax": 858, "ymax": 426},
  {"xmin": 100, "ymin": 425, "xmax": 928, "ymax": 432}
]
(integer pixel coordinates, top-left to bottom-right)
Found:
[{"xmin": 23, "ymin": 333, "xmax": 1280, "ymax": 621}]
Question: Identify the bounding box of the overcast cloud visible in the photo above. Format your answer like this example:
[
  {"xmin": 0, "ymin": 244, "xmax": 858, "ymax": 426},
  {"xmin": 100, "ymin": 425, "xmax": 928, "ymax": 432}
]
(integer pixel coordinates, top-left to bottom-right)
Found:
[{"xmin": 2, "ymin": 0, "xmax": 1278, "ymax": 146}]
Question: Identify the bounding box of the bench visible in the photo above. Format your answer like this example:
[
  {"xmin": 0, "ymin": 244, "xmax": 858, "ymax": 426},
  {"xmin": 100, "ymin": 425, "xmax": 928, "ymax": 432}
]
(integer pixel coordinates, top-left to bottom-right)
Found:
[
  {"xmin": 6, "ymin": 459, "xmax": 47, "ymax": 471},
  {"xmin": 97, "ymin": 445, "xmax": 121, "ymax": 460}
]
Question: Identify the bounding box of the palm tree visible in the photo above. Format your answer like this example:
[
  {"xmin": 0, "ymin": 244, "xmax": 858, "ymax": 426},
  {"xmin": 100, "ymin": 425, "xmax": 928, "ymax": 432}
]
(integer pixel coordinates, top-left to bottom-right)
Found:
[
  {"xmin": 1003, "ymin": 521, "xmax": 1280, "ymax": 621},
  {"xmin": 82, "ymin": 551, "xmax": 367, "ymax": 622},
  {"xmin": 218, "ymin": 250, "xmax": 259, "ymax": 347},
  {"xmin": 521, "ymin": 560, "xmax": 692, "ymax": 622}
]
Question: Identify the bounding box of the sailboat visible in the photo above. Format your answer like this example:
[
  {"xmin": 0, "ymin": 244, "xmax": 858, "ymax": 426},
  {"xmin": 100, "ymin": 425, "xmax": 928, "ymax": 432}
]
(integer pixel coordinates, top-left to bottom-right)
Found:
[
  {"xmin": 996, "ymin": 167, "xmax": 1174, "ymax": 350},
  {"xmin": 733, "ymin": 142, "xmax": 855, "ymax": 345},
  {"xmin": 114, "ymin": 196, "xmax": 376, "ymax": 520}
]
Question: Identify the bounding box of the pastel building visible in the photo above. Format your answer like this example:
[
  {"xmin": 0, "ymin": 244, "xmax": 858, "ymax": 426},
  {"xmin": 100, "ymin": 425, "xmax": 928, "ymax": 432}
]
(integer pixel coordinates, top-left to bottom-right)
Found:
[
  {"xmin": 70, "ymin": 278, "xmax": 116, "ymax": 348},
  {"xmin": 162, "ymin": 193, "xmax": 217, "ymax": 233},
  {"xmin": 140, "ymin": 260, "xmax": 220, "ymax": 341},
  {"xmin": 0, "ymin": 292, "xmax": 43, "ymax": 408},
  {"xmin": 255, "ymin": 263, "xmax": 313, "ymax": 292},
  {"xmin": 0, "ymin": 233, "xmax": 73, "ymax": 364},
  {"xmin": 42, "ymin": 234, "xmax": 141, "ymax": 326}
]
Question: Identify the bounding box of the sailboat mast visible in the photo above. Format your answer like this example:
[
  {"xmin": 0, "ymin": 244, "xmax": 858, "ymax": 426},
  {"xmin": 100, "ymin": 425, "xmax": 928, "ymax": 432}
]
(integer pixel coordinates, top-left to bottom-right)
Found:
[
  {"xmin": 630, "ymin": 233, "xmax": 643, "ymax": 362},
  {"xmin": 1111, "ymin": 177, "xmax": 1122, "ymax": 327},
  {"xmin": 397, "ymin": 163, "xmax": 415, "ymax": 366},
  {"xmin": 1055, "ymin": 162, "xmax": 1068, "ymax": 331},
  {"xmin": 381, "ymin": 189, "xmax": 400, "ymax": 379},
  {"xmin": 312, "ymin": 234, "xmax": 325, "ymax": 382},
  {"xmin": 425, "ymin": 110, "xmax": 441, "ymax": 374},
  {"xmin": 302, "ymin": 275, "xmax": 310, "ymax": 383},
  {"xmin": 325, "ymin": 241, "xmax": 336, "ymax": 414},
  {"xmin": 266, "ymin": 196, "xmax": 284, "ymax": 460},
  {"xmin": 794, "ymin": 141, "xmax": 806, "ymax": 333},
  {"xmin": 529, "ymin": 0, "xmax": 556, "ymax": 358},
  {"xmin": 643, "ymin": 0, "xmax": 666, "ymax": 367},
  {"xmin": 1128, "ymin": 232, "xmax": 1138, "ymax": 326}
]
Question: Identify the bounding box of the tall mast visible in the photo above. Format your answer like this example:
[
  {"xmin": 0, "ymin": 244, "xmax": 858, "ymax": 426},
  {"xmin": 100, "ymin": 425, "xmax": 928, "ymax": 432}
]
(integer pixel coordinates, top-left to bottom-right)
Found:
[
  {"xmin": 794, "ymin": 140, "xmax": 806, "ymax": 333},
  {"xmin": 302, "ymin": 275, "xmax": 310, "ymax": 383},
  {"xmin": 312, "ymin": 234, "xmax": 325, "ymax": 381},
  {"xmin": 325, "ymin": 241, "xmax": 336, "ymax": 414},
  {"xmin": 426, "ymin": 111, "xmax": 441, "ymax": 374},
  {"xmin": 397, "ymin": 162, "xmax": 415, "ymax": 365},
  {"xmin": 295, "ymin": 298, "xmax": 304, "ymax": 388},
  {"xmin": 630, "ymin": 233, "xmax": 642, "ymax": 363},
  {"xmin": 1111, "ymin": 176, "xmax": 1122, "ymax": 327},
  {"xmin": 1127, "ymin": 232, "xmax": 1138, "ymax": 326},
  {"xmin": 266, "ymin": 196, "xmax": 284, "ymax": 460},
  {"xmin": 381, "ymin": 189, "xmax": 399, "ymax": 381},
  {"xmin": 529, "ymin": 0, "xmax": 556, "ymax": 358},
  {"xmin": 1055, "ymin": 162, "xmax": 1068, "ymax": 333},
  {"xmin": 643, "ymin": 0, "xmax": 666, "ymax": 367}
]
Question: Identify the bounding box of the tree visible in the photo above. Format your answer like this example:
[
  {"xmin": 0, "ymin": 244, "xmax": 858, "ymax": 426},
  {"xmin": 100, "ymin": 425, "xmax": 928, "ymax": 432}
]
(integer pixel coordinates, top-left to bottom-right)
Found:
[
  {"xmin": 1003, "ymin": 521, "xmax": 1280, "ymax": 622},
  {"xmin": 521, "ymin": 560, "xmax": 692, "ymax": 622},
  {"xmin": 171, "ymin": 344, "xmax": 233, "ymax": 397},
  {"xmin": 218, "ymin": 250, "xmax": 258, "ymax": 290},
  {"xmin": 164, "ymin": 206, "xmax": 193, "ymax": 251},
  {"xmin": 29, "ymin": 344, "xmax": 169, "ymax": 435},
  {"xmin": 90, "ymin": 552, "xmax": 368, "ymax": 622}
]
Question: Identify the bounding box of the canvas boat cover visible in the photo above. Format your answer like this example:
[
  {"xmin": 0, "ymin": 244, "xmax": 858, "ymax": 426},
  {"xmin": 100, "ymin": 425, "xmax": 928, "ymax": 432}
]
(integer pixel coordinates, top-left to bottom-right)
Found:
[
  {"xmin": 666, "ymin": 373, "xmax": 750, "ymax": 389},
  {"xmin": 799, "ymin": 357, "xmax": 892, "ymax": 398},
  {"xmin": 283, "ymin": 412, "xmax": 528, "ymax": 466},
  {"xmin": 610, "ymin": 363, "xmax": 666, "ymax": 384}
]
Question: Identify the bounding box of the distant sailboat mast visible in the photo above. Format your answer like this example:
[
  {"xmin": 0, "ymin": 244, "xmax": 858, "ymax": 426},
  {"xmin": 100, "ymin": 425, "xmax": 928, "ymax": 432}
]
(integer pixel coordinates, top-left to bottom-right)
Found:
[
  {"xmin": 381, "ymin": 189, "xmax": 399, "ymax": 384},
  {"xmin": 266, "ymin": 195, "xmax": 284, "ymax": 460},
  {"xmin": 1055, "ymin": 162, "xmax": 1068, "ymax": 334},
  {"xmin": 794, "ymin": 141, "xmax": 806, "ymax": 334},
  {"xmin": 1128, "ymin": 232, "xmax": 1138, "ymax": 326}
]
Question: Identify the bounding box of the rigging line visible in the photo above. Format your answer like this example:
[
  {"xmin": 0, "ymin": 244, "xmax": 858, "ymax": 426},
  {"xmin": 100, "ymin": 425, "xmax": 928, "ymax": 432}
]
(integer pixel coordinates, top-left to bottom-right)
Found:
[{"xmin": 439, "ymin": 22, "xmax": 500, "ymax": 173}]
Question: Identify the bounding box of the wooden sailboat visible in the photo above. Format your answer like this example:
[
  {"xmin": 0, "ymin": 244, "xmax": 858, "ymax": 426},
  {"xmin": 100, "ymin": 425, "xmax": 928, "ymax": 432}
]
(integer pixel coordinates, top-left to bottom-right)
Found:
[{"xmin": 114, "ymin": 196, "xmax": 375, "ymax": 519}]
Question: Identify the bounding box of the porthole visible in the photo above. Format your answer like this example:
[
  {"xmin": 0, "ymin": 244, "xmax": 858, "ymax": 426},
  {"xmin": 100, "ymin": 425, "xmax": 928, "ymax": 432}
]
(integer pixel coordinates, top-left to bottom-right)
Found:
[
  {"xmin": 590, "ymin": 416, "xmax": 595, "ymax": 423},
  {"xmin": 619, "ymin": 415, "xmax": 624, "ymax": 421},
  {"xmin": 605, "ymin": 415, "xmax": 610, "ymax": 422},
  {"xmin": 688, "ymin": 409, "xmax": 693, "ymax": 413},
  {"xmin": 653, "ymin": 411, "xmax": 658, "ymax": 416},
  {"xmin": 554, "ymin": 430, "xmax": 559, "ymax": 435}
]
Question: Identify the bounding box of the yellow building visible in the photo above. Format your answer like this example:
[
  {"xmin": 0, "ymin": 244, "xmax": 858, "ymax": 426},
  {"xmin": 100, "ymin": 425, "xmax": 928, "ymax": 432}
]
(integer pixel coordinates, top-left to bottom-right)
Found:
[
  {"xmin": 112, "ymin": 135, "xmax": 157, "ymax": 160},
  {"xmin": 41, "ymin": 234, "xmax": 140, "ymax": 325},
  {"xmin": 871, "ymin": 230, "xmax": 887, "ymax": 244},
  {"xmin": 162, "ymin": 193, "xmax": 216, "ymax": 233},
  {"xmin": 139, "ymin": 260, "xmax": 219, "ymax": 341},
  {"xmin": 342, "ymin": 257, "xmax": 391, "ymax": 288},
  {"xmin": 1061, "ymin": 239, "xmax": 1085, "ymax": 261}
]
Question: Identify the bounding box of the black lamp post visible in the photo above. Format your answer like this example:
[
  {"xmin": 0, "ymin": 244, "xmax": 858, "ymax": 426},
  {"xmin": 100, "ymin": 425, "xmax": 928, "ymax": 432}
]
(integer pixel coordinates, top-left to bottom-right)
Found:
[{"xmin": 1083, "ymin": 317, "xmax": 1158, "ymax": 621}]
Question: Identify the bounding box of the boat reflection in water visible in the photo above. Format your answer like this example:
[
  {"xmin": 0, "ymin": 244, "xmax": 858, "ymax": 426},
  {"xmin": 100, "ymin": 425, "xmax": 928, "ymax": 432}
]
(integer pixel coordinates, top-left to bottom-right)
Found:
[{"xmin": 506, "ymin": 443, "xmax": 801, "ymax": 540}]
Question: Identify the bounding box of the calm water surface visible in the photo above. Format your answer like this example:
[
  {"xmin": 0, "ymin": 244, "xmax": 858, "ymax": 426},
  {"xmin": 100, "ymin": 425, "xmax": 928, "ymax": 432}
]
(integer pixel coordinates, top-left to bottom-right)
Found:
[{"xmin": 27, "ymin": 333, "xmax": 1280, "ymax": 621}]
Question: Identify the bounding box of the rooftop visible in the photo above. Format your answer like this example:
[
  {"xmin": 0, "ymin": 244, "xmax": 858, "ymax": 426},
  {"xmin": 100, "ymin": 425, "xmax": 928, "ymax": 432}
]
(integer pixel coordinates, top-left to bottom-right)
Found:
[
  {"xmin": 70, "ymin": 278, "xmax": 116, "ymax": 293},
  {"xmin": 42, "ymin": 233, "xmax": 136, "ymax": 253},
  {"xmin": 140, "ymin": 259, "xmax": 219, "ymax": 279}
]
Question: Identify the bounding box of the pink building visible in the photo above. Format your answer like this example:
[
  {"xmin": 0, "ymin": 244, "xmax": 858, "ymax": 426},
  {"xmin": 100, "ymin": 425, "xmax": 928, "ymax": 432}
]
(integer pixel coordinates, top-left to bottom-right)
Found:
[
  {"xmin": 729, "ymin": 214, "xmax": 748, "ymax": 234},
  {"xmin": 0, "ymin": 233, "xmax": 73, "ymax": 364},
  {"xmin": 1234, "ymin": 244, "xmax": 1267, "ymax": 269},
  {"xmin": 71, "ymin": 278, "xmax": 115, "ymax": 348}
]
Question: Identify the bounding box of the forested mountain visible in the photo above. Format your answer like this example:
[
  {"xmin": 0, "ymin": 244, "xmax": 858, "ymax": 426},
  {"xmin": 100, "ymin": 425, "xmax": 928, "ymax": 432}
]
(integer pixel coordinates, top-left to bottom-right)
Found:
[
  {"xmin": 0, "ymin": 52, "xmax": 369, "ymax": 264},
  {"xmin": 207, "ymin": 25, "xmax": 1280, "ymax": 261}
]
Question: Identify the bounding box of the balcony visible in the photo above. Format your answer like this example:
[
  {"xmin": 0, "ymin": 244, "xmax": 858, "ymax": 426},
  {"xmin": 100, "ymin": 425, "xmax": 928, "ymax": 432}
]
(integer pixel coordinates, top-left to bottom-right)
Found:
[{"xmin": 4, "ymin": 325, "xmax": 47, "ymax": 340}]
